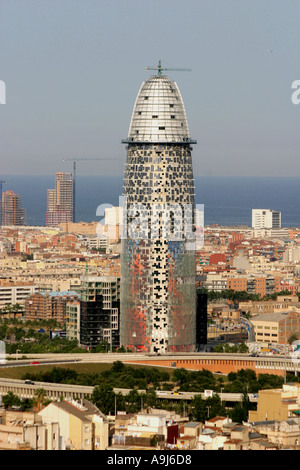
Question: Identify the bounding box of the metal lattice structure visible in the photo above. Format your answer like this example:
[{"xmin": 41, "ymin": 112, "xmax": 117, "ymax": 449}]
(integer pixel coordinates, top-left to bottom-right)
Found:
[{"xmin": 120, "ymin": 71, "xmax": 197, "ymax": 354}]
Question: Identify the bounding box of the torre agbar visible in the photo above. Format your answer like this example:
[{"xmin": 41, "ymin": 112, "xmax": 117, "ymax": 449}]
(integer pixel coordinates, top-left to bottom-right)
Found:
[{"xmin": 120, "ymin": 69, "xmax": 197, "ymax": 354}]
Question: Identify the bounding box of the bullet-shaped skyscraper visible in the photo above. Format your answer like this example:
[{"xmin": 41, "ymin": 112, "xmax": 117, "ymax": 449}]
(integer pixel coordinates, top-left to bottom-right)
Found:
[{"xmin": 120, "ymin": 66, "xmax": 197, "ymax": 354}]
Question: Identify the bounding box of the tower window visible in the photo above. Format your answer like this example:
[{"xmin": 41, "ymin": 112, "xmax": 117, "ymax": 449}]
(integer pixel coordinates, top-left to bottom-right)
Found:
[
  {"xmin": 159, "ymin": 127, "xmax": 165, "ymax": 130},
  {"xmin": 170, "ymin": 115, "xmax": 175, "ymax": 119},
  {"xmin": 152, "ymin": 115, "xmax": 158, "ymax": 118}
]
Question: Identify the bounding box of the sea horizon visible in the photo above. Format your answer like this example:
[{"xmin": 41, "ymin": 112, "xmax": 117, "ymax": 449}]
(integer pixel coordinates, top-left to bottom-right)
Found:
[{"xmin": 1, "ymin": 174, "xmax": 300, "ymax": 228}]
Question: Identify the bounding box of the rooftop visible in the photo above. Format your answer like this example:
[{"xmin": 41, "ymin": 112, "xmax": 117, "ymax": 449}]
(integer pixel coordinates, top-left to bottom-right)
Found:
[{"xmin": 124, "ymin": 74, "xmax": 195, "ymax": 144}]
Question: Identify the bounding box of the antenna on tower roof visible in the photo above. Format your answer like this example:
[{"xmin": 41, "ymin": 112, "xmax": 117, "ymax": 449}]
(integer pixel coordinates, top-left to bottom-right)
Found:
[{"xmin": 145, "ymin": 60, "xmax": 191, "ymax": 76}]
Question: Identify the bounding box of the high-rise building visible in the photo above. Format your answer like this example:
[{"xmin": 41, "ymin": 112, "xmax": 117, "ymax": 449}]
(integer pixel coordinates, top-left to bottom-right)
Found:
[
  {"xmin": 252, "ymin": 209, "xmax": 281, "ymax": 230},
  {"xmin": 1, "ymin": 190, "xmax": 26, "ymax": 226},
  {"xmin": 46, "ymin": 172, "xmax": 74, "ymax": 226},
  {"xmin": 120, "ymin": 68, "xmax": 197, "ymax": 354},
  {"xmin": 79, "ymin": 276, "xmax": 120, "ymax": 350}
]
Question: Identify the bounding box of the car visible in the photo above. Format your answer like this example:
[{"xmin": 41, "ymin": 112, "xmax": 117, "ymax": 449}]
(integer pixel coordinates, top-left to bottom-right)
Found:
[{"xmin": 30, "ymin": 361, "xmax": 40, "ymax": 365}]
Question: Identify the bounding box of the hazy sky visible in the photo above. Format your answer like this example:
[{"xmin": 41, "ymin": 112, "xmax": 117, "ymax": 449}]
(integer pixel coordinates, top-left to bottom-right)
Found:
[{"xmin": 1, "ymin": 0, "xmax": 300, "ymax": 177}]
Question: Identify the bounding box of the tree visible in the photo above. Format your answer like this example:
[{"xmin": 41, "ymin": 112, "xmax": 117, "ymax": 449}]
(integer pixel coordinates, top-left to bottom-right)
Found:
[
  {"xmin": 144, "ymin": 389, "xmax": 157, "ymax": 409},
  {"xmin": 91, "ymin": 383, "xmax": 116, "ymax": 415},
  {"xmin": 33, "ymin": 388, "xmax": 47, "ymax": 411},
  {"xmin": 2, "ymin": 391, "xmax": 21, "ymax": 409},
  {"xmin": 125, "ymin": 389, "xmax": 142, "ymax": 413},
  {"xmin": 191, "ymin": 394, "xmax": 225, "ymax": 422},
  {"xmin": 230, "ymin": 390, "xmax": 252, "ymax": 423},
  {"xmin": 172, "ymin": 368, "xmax": 189, "ymax": 387},
  {"xmin": 288, "ymin": 334, "xmax": 298, "ymax": 344}
]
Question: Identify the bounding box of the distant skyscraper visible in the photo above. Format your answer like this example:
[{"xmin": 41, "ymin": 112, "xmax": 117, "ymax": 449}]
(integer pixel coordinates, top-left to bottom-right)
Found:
[
  {"xmin": 2, "ymin": 190, "xmax": 26, "ymax": 226},
  {"xmin": 120, "ymin": 67, "xmax": 197, "ymax": 354},
  {"xmin": 46, "ymin": 172, "xmax": 74, "ymax": 226}
]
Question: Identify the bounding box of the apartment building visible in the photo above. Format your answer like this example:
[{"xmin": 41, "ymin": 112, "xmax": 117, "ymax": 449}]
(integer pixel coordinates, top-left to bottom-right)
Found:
[
  {"xmin": 46, "ymin": 172, "xmax": 74, "ymax": 226},
  {"xmin": 25, "ymin": 291, "xmax": 80, "ymax": 324},
  {"xmin": 0, "ymin": 409, "xmax": 59, "ymax": 450},
  {"xmin": 239, "ymin": 296, "xmax": 300, "ymax": 316},
  {"xmin": 65, "ymin": 299, "xmax": 80, "ymax": 342},
  {"xmin": 252, "ymin": 209, "xmax": 281, "ymax": 230},
  {"xmin": 38, "ymin": 399, "xmax": 109, "ymax": 450},
  {"xmin": 227, "ymin": 277, "xmax": 247, "ymax": 292},
  {"xmin": 249, "ymin": 383, "xmax": 300, "ymax": 422},
  {"xmin": 79, "ymin": 275, "xmax": 120, "ymax": 349},
  {"xmin": 251, "ymin": 312, "xmax": 300, "ymax": 345},
  {"xmin": 204, "ymin": 274, "xmax": 227, "ymax": 292},
  {"xmin": 1, "ymin": 190, "xmax": 26, "ymax": 226},
  {"xmin": 226, "ymin": 274, "xmax": 276, "ymax": 297},
  {"xmin": 0, "ymin": 280, "xmax": 37, "ymax": 310}
]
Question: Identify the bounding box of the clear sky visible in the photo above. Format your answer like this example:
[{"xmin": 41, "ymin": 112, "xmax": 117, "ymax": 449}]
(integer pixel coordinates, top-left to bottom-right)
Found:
[{"xmin": 1, "ymin": 0, "xmax": 300, "ymax": 177}]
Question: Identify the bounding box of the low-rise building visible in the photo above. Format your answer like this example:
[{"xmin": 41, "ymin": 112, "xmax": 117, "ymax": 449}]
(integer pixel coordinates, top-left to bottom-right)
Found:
[
  {"xmin": 25, "ymin": 290, "xmax": 80, "ymax": 324},
  {"xmin": 38, "ymin": 399, "xmax": 109, "ymax": 450},
  {"xmin": 249, "ymin": 383, "xmax": 300, "ymax": 422},
  {"xmin": 0, "ymin": 409, "xmax": 59, "ymax": 450},
  {"xmin": 251, "ymin": 312, "xmax": 300, "ymax": 345}
]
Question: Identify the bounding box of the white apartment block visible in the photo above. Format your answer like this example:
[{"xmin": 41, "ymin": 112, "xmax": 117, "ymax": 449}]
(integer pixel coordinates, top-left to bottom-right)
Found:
[
  {"xmin": 0, "ymin": 282, "xmax": 37, "ymax": 309},
  {"xmin": 252, "ymin": 209, "xmax": 281, "ymax": 230},
  {"xmin": 204, "ymin": 274, "xmax": 228, "ymax": 292}
]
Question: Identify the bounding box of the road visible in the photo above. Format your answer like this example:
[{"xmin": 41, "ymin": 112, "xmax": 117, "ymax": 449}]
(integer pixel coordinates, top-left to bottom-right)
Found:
[{"xmin": 0, "ymin": 377, "xmax": 258, "ymax": 403}]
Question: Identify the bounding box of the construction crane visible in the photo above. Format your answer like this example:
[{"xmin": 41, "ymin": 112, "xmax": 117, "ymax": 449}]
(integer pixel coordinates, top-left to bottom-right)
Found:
[
  {"xmin": 0, "ymin": 180, "xmax": 6, "ymax": 227},
  {"xmin": 145, "ymin": 60, "xmax": 191, "ymax": 76}
]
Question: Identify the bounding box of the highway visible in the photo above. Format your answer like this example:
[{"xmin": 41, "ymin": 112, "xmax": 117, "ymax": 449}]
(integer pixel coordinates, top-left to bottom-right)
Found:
[
  {"xmin": 1, "ymin": 351, "xmax": 298, "ymax": 385},
  {"xmin": 3, "ymin": 351, "xmax": 292, "ymax": 364},
  {"xmin": 0, "ymin": 377, "xmax": 258, "ymax": 403}
]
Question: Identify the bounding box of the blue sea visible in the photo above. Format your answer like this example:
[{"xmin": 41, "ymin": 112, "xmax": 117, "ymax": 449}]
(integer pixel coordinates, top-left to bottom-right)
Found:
[{"xmin": 2, "ymin": 175, "xmax": 300, "ymax": 228}]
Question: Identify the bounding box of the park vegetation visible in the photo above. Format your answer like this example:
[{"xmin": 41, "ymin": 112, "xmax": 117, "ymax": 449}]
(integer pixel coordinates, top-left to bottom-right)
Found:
[{"xmin": 1, "ymin": 361, "xmax": 294, "ymax": 423}]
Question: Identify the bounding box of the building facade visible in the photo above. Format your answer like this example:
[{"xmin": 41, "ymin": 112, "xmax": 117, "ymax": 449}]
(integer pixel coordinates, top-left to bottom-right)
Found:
[
  {"xmin": 38, "ymin": 399, "xmax": 109, "ymax": 450},
  {"xmin": 120, "ymin": 68, "xmax": 197, "ymax": 353},
  {"xmin": 1, "ymin": 190, "xmax": 26, "ymax": 226},
  {"xmin": 252, "ymin": 209, "xmax": 281, "ymax": 230},
  {"xmin": 79, "ymin": 275, "xmax": 120, "ymax": 350},
  {"xmin": 0, "ymin": 280, "xmax": 37, "ymax": 311},
  {"xmin": 25, "ymin": 290, "xmax": 80, "ymax": 324},
  {"xmin": 46, "ymin": 172, "xmax": 74, "ymax": 226}
]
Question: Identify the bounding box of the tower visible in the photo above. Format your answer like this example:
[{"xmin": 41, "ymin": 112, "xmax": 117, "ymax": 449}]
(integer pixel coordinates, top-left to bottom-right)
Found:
[
  {"xmin": 46, "ymin": 172, "xmax": 74, "ymax": 226},
  {"xmin": 120, "ymin": 66, "xmax": 197, "ymax": 354},
  {"xmin": 2, "ymin": 190, "xmax": 26, "ymax": 226}
]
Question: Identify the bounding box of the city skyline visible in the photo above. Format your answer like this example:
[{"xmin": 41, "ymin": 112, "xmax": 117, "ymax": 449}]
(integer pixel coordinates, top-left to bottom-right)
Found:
[{"xmin": 1, "ymin": 0, "xmax": 300, "ymax": 178}]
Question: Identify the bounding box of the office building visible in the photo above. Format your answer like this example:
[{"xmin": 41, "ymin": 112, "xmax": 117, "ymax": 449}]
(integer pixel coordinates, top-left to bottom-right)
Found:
[
  {"xmin": 1, "ymin": 190, "xmax": 26, "ymax": 226},
  {"xmin": 120, "ymin": 65, "xmax": 197, "ymax": 353},
  {"xmin": 46, "ymin": 172, "xmax": 74, "ymax": 226},
  {"xmin": 252, "ymin": 209, "xmax": 281, "ymax": 230}
]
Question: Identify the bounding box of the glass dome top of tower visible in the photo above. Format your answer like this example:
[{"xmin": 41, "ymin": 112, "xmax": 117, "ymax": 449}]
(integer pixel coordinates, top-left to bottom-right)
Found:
[{"xmin": 124, "ymin": 75, "xmax": 196, "ymax": 144}]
